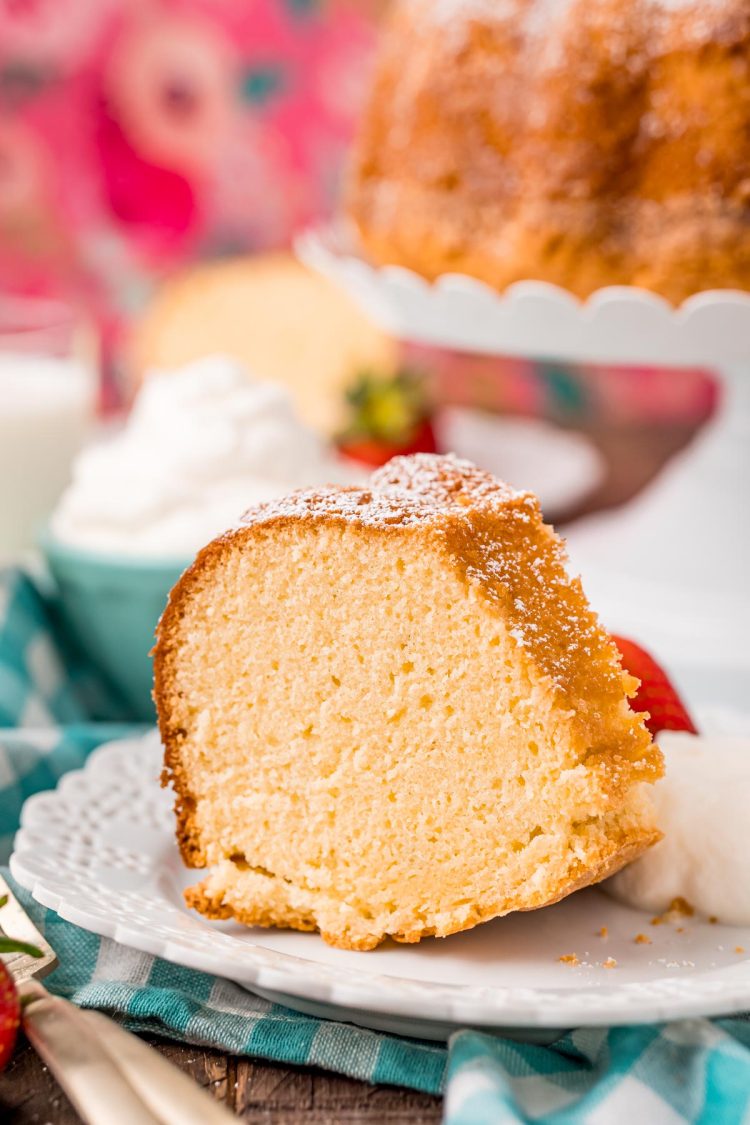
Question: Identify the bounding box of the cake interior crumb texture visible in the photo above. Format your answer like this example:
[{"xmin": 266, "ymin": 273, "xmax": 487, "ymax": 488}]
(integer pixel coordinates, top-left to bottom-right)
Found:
[{"xmin": 155, "ymin": 455, "xmax": 662, "ymax": 950}]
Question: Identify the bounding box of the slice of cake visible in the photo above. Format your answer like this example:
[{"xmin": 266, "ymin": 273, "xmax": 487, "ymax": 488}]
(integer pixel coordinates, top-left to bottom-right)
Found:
[
  {"xmin": 129, "ymin": 254, "xmax": 397, "ymax": 435},
  {"xmin": 155, "ymin": 454, "xmax": 662, "ymax": 950}
]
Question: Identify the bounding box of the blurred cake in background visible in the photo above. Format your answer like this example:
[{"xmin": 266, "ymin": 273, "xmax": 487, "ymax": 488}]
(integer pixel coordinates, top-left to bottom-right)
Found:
[
  {"xmin": 130, "ymin": 254, "xmax": 397, "ymax": 434},
  {"xmin": 347, "ymin": 0, "xmax": 750, "ymax": 302}
]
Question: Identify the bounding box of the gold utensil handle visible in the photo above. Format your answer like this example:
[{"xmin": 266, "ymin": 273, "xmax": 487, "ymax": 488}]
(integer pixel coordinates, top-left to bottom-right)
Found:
[
  {"xmin": 21, "ymin": 981, "xmax": 235, "ymax": 1125},
  {"xmin": 21, "ymin": 981, "xmax": 161, "ymax": 1125},
  {"xmin": 82, "ymin": 1008, "xmax": 236, "ymax": 1125}
]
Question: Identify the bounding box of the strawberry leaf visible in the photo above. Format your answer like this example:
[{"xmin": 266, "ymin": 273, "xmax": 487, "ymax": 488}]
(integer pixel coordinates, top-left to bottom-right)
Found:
[{"xmin": 0, "ymin": 937, "xmax": 43, "ymax": 958}]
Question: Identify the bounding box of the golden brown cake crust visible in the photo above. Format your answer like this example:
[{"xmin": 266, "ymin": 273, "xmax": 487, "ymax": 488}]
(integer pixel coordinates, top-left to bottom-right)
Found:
[
  {"xmin": 180, "ymin": 824, "xmax": 660, "ymax": 951},
  {"xmin": 155, "ymin": 454, "xmax": 661, "ymax": 948},
  {"xmin": 346, "ymin": 0, "xmax": 750, "ymax": 303}
]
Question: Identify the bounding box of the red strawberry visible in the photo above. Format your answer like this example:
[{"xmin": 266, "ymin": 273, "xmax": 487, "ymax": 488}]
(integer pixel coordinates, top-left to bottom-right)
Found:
[
  {"xmin": 338, "ymin": 418, "xmax": 438, "ymax": 468},
  {"xmin": 612, "ymin": 635, "xmax": 697, "ymax": 737},
  {"xmin": 0, "ymin": 961, "xmax": 20, "ymax": 1071},
  {"xmin": 0, "ymin": 892, "xmax": 43, "ymax": 1070},
  {"xmin": 336, "ymin": 369, "xmax": 438, "ymax": 469}
]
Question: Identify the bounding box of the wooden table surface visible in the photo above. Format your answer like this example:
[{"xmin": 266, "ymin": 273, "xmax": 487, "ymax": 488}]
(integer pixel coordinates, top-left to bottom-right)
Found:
[
  {"xmin": 0, "ymin": 1035, "xmax": 443, "ymax": 1123},
  {"xmin": 0, "ymin": 418, "xmax": 702, "ymax": 1123}
]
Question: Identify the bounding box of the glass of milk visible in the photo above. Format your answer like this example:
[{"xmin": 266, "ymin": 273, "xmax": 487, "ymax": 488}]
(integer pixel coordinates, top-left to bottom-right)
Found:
[{"xmin": 0, "ymin": 296, "xmax": 97, "ymax": 558}]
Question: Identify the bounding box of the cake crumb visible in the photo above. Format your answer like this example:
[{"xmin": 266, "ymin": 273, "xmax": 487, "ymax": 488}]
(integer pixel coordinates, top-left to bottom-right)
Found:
[
  {"xmin": 709, "ymin": 916, "xmax": 719, "ymax": 925},
  {"xmin": 602, "ymin": 957, "xmax": 618, "ymax": 969},
  {"xmin": 735, "ymin": 946, "xmax": 745, "ymax": 954},
  {"xmin": 559, "ymin": 953, "xmax": 579, "ymax": 966},
  {"xmin": 676, "ymin": 927, "xmax": 685, "ymax": 933},
  {"xmin": 668, "ymin": 896, "xmax": 694, "ymax": 917},
  {"xmin": 634, "ymin": 933, "xmax": 651, "ymax": 944},
  {"xmin": 651, "ymin": 897, "xmax": 696, "ymax": 927},
  {"xmin": 598, "ymin": 926, "xmax": 608, "ymax": 938}
]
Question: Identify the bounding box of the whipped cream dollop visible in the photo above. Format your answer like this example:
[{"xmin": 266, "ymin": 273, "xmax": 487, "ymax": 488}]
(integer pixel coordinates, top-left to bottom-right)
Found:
[
  {"xmin": 52, "ymin": 356, "xmax": 358, "ymax": 557},
  {"xmin": 607, "ymin": 732, "xmax": 750, "ymax": 925}
]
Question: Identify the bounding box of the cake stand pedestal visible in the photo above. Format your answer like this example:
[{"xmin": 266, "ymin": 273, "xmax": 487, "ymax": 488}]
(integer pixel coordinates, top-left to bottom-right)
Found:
[{"xmin": 297, "ymin": 225, "xmax": 750, "ymax": 709}]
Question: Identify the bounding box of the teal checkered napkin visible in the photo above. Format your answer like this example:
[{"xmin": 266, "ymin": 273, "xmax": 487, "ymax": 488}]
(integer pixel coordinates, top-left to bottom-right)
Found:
[
  {"xmin": 445, "ymin": 1025, "xmax": 750, "ymax": 1124},
  {"xmin": 3, "ymin": 566, "xmax": 750, "ymax": 1122},
  {"xmin": 0, "ymin": 568, "xmax": 133, "ymax": 728},
  {"xmin": 4, "ymin": 872, "xmax": 444, "ymax": 1094}
]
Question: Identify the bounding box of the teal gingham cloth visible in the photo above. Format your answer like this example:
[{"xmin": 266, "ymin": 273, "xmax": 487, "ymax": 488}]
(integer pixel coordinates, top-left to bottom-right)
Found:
[{"xmin": 2, "ymin": 566, "xmax": 750, "ymax": 1123}]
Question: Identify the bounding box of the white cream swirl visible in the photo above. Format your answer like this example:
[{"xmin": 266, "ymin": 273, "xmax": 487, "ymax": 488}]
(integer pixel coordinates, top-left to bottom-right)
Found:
[
  {"xmin": 52, "ymin": 356, "xmax": 358, "ymax": 557},
  {"xmin": 607, "ymin": 732, "xmax": 750, "ymax": 925}
]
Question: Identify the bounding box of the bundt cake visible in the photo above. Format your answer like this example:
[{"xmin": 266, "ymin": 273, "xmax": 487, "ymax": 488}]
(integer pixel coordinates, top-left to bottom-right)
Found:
[
  {"xmin": 347, "ymin": 0, "xmax": 750, "ymax": 303},
  {"xmin": 155, "ymin": 454, "xmax": 663, "ymax": 951}
]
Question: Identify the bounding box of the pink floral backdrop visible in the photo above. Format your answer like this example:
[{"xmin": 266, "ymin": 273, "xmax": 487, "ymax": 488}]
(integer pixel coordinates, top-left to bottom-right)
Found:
[
  {"xmin": 0, "ymin": 0, "xmax": 715, "ymax": 431},
  {"xmin": 0, "ymin": 0, "xmax": 381, "ymax": 315}
]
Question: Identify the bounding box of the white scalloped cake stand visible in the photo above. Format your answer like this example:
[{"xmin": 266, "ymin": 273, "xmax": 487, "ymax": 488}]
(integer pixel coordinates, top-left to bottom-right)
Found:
[
  {"xmin": 297, "ymin": 224, "xmax": 750, "ymax": 705},
  {"xmin": 10, "ymin": 729, "xmax": 750, "ymax": 1042}
]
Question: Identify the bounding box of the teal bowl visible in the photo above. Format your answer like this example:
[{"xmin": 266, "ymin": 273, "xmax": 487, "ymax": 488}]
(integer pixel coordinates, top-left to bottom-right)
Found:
[{"xmin": 40, "ymin": 533, "xmax": 190, "ymax": 722}]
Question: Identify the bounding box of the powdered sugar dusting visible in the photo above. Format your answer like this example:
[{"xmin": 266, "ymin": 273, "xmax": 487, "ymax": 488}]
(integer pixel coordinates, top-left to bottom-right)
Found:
[
  {"xmin": 418, "ymin": 0, "xmax": 518, "ymax": 27},
  {"xmin": 234, "ymin": 453, "xmax": 532, "ymax": 532},
  {"xmin": 521, "ymin": 0, "xmax": 577, "ymax": 43},
  {"xmin": 654, "ymin": 0, "xmax": 720, "ymax": 9},
  {"xmin": 372, "ymin": 452, "xmax": 530, "ymax": 507},
  {"xmin": 407, "ymin": 0, "xmax": 520, "ymax": 54}
]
